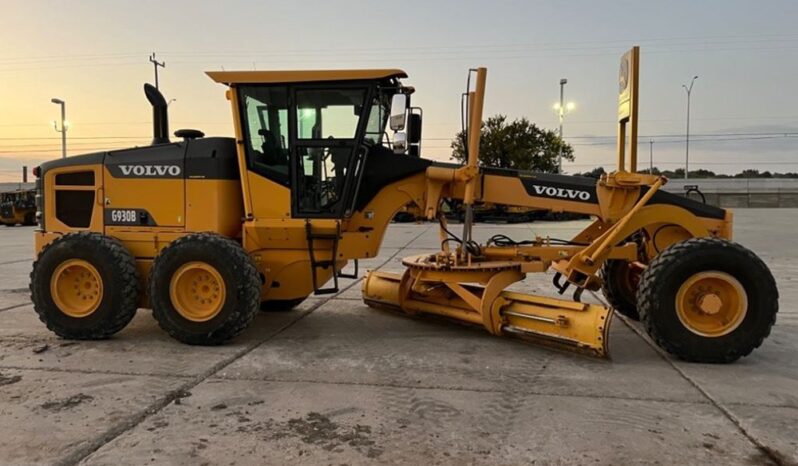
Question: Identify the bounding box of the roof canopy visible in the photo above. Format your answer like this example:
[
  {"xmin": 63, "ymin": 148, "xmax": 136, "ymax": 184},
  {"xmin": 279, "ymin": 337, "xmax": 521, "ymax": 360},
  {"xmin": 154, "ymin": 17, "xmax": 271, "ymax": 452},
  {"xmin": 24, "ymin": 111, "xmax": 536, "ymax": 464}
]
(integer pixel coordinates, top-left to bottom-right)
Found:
[{"xmin": 206, "ymin": 69, "xmax": 407, "ymax": 85}]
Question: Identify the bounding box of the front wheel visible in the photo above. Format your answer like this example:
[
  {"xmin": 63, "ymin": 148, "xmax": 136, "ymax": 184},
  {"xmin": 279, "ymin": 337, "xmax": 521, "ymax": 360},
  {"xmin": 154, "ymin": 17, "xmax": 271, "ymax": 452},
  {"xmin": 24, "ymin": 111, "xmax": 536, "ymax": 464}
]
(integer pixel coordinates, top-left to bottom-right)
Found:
[{"xmin": 637, "ymin": 237, "xmax": 778, "ymax": 363}]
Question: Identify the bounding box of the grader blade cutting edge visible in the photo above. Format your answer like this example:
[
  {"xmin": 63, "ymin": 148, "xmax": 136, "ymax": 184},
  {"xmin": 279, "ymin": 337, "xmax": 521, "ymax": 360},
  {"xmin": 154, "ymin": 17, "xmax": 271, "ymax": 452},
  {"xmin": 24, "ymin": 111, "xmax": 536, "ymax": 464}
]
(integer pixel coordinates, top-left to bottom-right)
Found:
[
  {"xmin": 496, "ymin": 291, "xmax": 611, "ymax": 357},
  {"xmin": 362, "ymin": 269, "xmax": 612, "ymax": 358}
]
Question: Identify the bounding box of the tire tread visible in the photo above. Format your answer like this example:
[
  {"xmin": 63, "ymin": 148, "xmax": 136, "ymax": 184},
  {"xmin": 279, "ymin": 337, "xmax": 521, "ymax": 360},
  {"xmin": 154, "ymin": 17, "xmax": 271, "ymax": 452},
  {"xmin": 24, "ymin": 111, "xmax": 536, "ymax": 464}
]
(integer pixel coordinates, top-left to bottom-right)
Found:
[
  {"xmin": 30, "ymin": 232, "xmax": 139, "ymax": 339},
  {"xmin": 637, "ymin": 237, "xmax": 778, "ymax": 363},
  {"xmin": 149, "ymin": 233, "xmax": 260, "ymax": 345},
  {"xmin": 601, "ymin": 260, "xmax": 640, "ymax": 320}
]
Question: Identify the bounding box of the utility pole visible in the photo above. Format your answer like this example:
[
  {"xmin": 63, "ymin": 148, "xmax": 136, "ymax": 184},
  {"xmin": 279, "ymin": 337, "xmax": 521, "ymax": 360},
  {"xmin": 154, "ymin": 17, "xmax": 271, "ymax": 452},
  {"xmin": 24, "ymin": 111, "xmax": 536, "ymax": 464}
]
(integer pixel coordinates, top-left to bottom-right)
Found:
[
  {"xmin": 682, "ymin": 75, "xmax": 698, "ymax": 179},
  {"xmin": 149, "ymin": 53, "xmax": 166, "ymax": 89},
  {"xmin": 649, "ymin": 139, "xmax": 654, "ymax": 174},
  {"xmin": 558, "ymin": 78, "xmax": 566, "ymax": 174},
  {"xmin": 553, "ymin": 78, "xmax": 575, "ymax": 174},
  {"xmin": 51, "ymin": 98, "xmax": 67, "ymax": 158}
]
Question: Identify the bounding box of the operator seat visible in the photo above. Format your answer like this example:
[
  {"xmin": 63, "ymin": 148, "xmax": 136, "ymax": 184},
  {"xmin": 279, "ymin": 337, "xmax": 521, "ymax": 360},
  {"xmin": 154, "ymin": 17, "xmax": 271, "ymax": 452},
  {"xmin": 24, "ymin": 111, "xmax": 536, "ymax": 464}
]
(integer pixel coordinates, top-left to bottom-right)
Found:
[{"xmin": 258, "ymin": 129, "xmax": 287, "ymax": 166}]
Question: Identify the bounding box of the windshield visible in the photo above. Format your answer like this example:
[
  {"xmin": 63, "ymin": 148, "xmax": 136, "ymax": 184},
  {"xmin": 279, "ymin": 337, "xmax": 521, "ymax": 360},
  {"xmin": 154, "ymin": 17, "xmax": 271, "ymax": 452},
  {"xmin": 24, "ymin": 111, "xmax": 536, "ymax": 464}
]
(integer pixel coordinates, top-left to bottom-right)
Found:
[{"xmin": 295, "ymin": 88, "xmax": 366, "ymax": 139}]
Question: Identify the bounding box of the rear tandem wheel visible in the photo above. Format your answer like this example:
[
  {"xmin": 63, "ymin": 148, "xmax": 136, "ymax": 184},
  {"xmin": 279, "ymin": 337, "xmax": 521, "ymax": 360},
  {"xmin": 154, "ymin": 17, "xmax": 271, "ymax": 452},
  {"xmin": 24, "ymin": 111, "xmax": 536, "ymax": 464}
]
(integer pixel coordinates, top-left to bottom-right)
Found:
[
  {"xmin": 600, "ymin": 259, "xmax": 642, "ymax": 321},
  {"xmin": 149, "ymin": 233, "xmax": 260, "ymax": 345},
  {"xmin": 30, "ymin": 232, "xmax": 140, "ymax": 339}
]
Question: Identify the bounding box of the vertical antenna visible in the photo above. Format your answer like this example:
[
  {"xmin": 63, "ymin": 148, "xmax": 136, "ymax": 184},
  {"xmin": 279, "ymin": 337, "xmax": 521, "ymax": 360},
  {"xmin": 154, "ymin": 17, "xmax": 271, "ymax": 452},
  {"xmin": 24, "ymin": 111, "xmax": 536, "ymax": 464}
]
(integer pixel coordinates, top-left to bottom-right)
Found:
[{"xmin": 149, "ymin": 53, "xmax": 166, "ymax": 89}]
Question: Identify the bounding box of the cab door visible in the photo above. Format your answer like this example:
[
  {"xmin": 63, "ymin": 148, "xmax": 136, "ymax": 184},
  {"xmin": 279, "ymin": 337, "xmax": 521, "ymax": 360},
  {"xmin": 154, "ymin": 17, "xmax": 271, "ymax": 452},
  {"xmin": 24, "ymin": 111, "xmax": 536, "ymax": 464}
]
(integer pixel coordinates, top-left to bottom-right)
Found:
[{"xmin": 289, "ymin": 85, "xmax": 371, "ymax": 219}]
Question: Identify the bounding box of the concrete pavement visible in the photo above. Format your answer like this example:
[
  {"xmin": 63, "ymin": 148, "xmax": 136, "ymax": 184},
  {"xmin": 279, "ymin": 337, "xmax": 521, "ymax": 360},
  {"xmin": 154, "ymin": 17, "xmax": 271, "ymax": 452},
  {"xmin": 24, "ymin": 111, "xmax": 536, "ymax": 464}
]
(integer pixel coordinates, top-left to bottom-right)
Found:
[{"xmin": 0, "ymin": 210, "xmax": 795, "ymax": 465}]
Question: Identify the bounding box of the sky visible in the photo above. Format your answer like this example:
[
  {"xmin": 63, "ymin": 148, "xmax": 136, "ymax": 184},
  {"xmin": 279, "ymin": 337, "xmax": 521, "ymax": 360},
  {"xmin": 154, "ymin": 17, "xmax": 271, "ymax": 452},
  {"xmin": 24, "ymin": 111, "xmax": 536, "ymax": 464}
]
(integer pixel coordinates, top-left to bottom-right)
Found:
[{"xmin": 1, "ymin": 0, "xmax": 797, "ymax": 182}]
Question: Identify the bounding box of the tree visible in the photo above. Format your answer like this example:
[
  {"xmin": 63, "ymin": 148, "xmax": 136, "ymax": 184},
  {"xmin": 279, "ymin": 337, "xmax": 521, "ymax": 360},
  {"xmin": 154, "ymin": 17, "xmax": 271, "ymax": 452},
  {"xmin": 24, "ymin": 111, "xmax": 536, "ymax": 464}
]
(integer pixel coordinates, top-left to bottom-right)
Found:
[
  {"xmin": 451, "ymin": 114, "xmax": 574, "ymax": 172},
  {"xmin": 736, "ymin": 169, "xmax": 760, "ymax": 178},
  {"xmin": 575, "ymin": 166, "xmax": 606, "ymax": 179},
  {"xmin": 690, "ymin": 169, "xmax": 717, "ymax": 179}
]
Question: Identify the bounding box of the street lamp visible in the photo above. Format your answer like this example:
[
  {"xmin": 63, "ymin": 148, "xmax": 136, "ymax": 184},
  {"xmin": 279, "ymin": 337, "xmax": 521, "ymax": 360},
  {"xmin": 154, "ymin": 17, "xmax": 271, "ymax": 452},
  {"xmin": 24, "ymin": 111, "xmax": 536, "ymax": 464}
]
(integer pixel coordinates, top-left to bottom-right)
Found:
[
  {"xmin": 553, "ymin": 78, "xmax": 575, "ymax": 173},
  {"xmin": 682, "ymin": 75, "xmax": 698, "ymax": 179},
  {"xmin": 51, "ymin": 98, "xmax": 67, "ymax": 158},
  {"xmin": 649, "ymin": 139, "xmax": 654, "ymax": 174}
]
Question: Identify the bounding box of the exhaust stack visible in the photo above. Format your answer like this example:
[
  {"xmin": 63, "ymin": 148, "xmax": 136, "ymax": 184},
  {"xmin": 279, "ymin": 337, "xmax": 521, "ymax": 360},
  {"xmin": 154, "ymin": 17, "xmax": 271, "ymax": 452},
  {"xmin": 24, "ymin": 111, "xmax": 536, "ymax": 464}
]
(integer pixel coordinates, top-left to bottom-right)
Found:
[{"xmin": 144, "ymin": 84, "xmax": 170, "ymax": 145}]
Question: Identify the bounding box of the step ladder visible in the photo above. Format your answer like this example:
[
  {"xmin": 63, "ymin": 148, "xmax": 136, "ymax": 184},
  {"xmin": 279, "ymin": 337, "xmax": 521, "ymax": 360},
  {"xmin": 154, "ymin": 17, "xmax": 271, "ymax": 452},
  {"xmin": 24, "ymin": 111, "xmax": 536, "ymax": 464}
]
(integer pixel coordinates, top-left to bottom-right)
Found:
[{"xmin": 305, "ymin": 221, "xmax": 359, "ymax": 295}]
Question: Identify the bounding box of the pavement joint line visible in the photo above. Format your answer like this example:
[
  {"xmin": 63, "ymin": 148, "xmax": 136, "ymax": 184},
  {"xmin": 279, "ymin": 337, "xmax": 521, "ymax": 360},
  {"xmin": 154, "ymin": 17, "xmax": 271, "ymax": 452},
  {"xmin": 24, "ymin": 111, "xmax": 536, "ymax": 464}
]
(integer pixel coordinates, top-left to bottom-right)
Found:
[
  {"xmin": 268, "ymin": 331, "xmax": 471, "ymax": 341},
  {"xmin": 205, "ymin": 374, "xmax": 715, "ymax": 405},
  {"xmin": 725, "ymin": 402, "xmax": 798, "ymax": 410},
  {"xmin": 0, "ymin": 302, "xmax": 28, "ymax": 313},
  {"xmin": 0, "ymin": 258, "xmax": 30, "ymax": 266},
  {"xmin": 616, "ymin": 313, "xmax": 789, "ymax": 466},
  {"xmin": 54, "ymin": 307, "xmax": 318, "ymax": 466},
  {"xmin": 6, "ymin": 359, "xmax": 788, "ymax": 409},
  {"xmin": 1, "ymin": 287, "xmax": 29, "ymax": 293},
  {"xmin": 0, "ymin": 364, "xmax": 196, "ymax": 380},
  {"xmin": 58, "ymin": 224, "xmax": 432, "ymax": 466}
]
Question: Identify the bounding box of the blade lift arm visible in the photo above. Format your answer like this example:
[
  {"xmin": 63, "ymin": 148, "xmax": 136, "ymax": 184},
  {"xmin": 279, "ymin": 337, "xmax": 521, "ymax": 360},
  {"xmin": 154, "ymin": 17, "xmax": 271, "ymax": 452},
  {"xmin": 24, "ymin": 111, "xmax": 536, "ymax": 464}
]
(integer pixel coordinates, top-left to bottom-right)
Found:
[{"xmin": 363, "ymin": 48, "xmax": 724, "ymax": 358}]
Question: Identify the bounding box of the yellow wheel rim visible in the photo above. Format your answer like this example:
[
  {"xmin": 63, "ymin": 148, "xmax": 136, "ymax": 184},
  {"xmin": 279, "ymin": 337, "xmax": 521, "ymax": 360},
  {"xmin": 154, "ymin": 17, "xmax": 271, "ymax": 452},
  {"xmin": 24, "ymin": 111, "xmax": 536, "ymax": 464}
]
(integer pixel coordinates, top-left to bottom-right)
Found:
[
  {"xmin": 675, "ymin": 271, "xmax": 747, "ymax": 337},
  {"xmin": 50, "ymin": 259, "xmax": 103, "ymax": 318},
  {"xmin": 169, "ymin": 262, "xmax": 226, "ymax": 322}
]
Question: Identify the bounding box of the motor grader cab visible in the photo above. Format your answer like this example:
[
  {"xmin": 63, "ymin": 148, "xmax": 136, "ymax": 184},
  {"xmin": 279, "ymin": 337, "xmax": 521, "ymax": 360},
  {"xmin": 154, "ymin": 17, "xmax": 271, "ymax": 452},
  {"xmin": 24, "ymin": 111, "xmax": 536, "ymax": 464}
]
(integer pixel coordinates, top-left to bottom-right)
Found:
[{"xmin": 30, "ymin": 47, "xmax": 777, "ymax": 363}]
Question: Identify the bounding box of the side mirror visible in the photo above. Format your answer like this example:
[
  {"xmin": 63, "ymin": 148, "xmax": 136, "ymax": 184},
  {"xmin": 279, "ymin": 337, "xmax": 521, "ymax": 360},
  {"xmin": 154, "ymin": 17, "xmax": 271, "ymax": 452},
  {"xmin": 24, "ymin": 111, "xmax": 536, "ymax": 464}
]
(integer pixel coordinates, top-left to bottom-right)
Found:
[
  {"xmin": 389, "ymin": 94, "xmax": 408, "ymax": 131},
  {"xmin": 393, "ymin": 132, "xmax": 407, "ymax": 154}
]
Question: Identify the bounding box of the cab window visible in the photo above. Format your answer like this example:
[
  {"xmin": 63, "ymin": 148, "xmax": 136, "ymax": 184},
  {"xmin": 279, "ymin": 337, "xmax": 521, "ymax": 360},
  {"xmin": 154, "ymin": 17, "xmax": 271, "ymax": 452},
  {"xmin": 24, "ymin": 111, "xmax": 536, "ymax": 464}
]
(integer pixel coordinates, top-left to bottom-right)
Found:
[
  {"xmin": 295, "ymin": 89, "xmax": 365, "ymax": 139},
  {"xmin": 364, "ymin": 90, "xmax": 391, "ymax": 144},
  {"xmin": 238, "ymin": 85, "xmax": 290, "ymax": 185},
  {"xmin": 292, "ymin": 87, "xmax": 367, "ymax": 217}
]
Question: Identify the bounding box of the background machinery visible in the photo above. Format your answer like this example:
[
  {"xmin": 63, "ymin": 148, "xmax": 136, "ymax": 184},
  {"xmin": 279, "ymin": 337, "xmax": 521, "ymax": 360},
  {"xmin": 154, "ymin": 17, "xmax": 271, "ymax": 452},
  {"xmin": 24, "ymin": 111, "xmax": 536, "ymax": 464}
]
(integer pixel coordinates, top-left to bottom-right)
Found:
[
  {"xmin": 1, "ymin": 189, "xmax": 36, "ymax": 226},
  {"xmin": 29, "ymin": 47, "xmax": 777, "ymax": 363}
]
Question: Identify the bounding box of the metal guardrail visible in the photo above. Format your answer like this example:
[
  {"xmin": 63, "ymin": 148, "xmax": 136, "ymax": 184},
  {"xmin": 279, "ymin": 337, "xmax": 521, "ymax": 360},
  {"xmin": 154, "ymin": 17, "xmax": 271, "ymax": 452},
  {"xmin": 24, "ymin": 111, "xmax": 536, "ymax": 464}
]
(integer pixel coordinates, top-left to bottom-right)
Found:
[{"xmin": 663, "ymin": 179, "xmax": 798, "ymax": 208}]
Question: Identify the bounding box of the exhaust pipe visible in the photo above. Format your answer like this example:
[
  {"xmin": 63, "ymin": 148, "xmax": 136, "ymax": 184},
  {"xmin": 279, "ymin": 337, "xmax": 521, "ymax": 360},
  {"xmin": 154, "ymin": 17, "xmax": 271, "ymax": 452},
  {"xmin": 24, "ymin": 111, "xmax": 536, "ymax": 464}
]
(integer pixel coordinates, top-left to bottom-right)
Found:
[{"xmin": 144, "ymin": 83, "xmax": 170, "ymax": 145}]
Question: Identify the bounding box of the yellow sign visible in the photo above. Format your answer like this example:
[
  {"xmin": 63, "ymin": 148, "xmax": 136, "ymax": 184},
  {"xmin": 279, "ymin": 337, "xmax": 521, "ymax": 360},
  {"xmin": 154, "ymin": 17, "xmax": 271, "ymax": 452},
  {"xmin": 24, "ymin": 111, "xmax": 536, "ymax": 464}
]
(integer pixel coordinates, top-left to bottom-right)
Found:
[{"xmin": 617, "ymin": 46, "xmax": 640, "ymax": 172}]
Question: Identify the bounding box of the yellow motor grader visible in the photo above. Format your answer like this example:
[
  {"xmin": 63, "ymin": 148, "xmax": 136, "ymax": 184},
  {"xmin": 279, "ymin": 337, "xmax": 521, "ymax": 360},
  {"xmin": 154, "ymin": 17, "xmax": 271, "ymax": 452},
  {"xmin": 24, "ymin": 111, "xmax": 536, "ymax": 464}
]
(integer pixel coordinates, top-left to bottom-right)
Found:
[{"xmin": 29, "ymin": 47, "xmax": 777, "ymax": 363}]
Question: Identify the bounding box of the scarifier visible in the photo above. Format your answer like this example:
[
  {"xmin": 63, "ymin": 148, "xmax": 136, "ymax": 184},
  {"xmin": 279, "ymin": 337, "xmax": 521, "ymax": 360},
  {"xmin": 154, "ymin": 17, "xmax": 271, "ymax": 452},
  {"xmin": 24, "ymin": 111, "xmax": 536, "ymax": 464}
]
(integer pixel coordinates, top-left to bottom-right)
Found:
[{"xmin": 29, "ymin": 47, "xmax": 778, "ymax": 362}]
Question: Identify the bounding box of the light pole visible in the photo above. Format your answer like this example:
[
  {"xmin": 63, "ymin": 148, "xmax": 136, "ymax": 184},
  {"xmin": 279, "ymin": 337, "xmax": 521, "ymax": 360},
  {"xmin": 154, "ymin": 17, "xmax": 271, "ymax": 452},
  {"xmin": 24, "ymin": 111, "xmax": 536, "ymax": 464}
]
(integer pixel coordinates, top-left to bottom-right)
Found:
[
  {"xmin": 649, "ymin": 139, "xmax": 654, "ymax": 174},
  {"xmin": 51, "ymin": 98, "xmax": 67, "ymax": 158},
  {"xmin": 553, "ymin": 78, "xmax": 575, "ymax": 173},
  {"xmin": 682, "ymin": 75, "xmax": 698, "ymax": 179}
]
